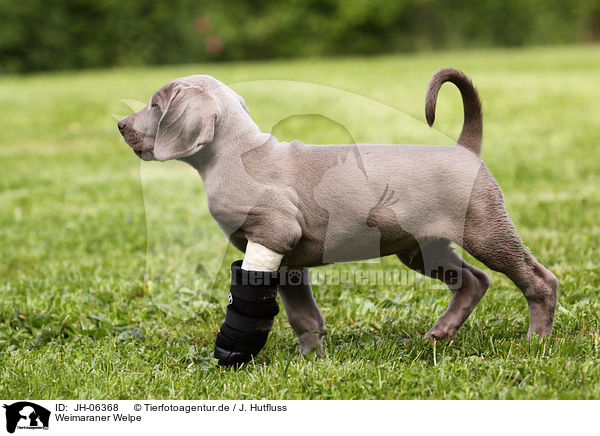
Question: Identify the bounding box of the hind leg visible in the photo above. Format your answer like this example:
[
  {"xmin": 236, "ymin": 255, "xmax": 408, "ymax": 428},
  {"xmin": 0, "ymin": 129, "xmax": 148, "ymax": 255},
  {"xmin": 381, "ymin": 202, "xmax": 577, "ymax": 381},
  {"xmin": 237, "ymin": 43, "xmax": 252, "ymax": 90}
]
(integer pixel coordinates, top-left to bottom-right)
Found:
[
  {"xmin": 463, "ymin": 222, "xmax": 558, "ymax": 337},
  {"xmin": 462, "ymin": 170, "xmax": 558, "ymax": 337},
  {"xmin": 399, "ymin": 239, "xmax": 490, "ymax": 340}
]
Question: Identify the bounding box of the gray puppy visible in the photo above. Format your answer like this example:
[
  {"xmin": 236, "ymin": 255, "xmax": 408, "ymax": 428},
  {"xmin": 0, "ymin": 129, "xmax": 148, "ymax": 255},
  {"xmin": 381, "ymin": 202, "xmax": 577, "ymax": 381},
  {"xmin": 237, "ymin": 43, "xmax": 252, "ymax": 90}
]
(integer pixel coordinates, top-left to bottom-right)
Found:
[{"xmin": 118, "ymin": 68, "xmax": 558, "ymax": 354}]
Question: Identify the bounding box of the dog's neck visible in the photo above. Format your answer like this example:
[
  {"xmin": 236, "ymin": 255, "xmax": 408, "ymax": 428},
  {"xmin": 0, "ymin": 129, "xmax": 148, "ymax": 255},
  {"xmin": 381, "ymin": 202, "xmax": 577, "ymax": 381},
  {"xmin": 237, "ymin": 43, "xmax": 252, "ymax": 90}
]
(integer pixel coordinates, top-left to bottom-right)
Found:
[{"xmin": 180, "ymin": 112, "xmax": 278, "ymax": 182}]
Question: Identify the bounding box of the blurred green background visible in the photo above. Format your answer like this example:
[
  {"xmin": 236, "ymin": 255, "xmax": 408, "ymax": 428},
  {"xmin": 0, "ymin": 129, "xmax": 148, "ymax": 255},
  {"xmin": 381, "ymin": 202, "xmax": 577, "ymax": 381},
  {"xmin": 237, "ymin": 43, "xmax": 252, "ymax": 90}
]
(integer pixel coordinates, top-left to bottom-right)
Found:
[
  {"xmin": 1, "ymin": 0, "xmax": 600, "ymax": 72},
  {"xmin": 1, "ymin": 1, "xmax": 600, "ymax": 399}
]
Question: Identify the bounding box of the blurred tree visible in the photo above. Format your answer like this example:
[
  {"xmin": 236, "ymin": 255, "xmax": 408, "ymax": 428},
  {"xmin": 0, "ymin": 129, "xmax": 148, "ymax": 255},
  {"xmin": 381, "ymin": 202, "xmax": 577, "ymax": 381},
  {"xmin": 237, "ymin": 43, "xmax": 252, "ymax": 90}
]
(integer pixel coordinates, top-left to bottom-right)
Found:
[{"xmin": 0, "ymin": 0, "xmax": 597, "ymax": 72}]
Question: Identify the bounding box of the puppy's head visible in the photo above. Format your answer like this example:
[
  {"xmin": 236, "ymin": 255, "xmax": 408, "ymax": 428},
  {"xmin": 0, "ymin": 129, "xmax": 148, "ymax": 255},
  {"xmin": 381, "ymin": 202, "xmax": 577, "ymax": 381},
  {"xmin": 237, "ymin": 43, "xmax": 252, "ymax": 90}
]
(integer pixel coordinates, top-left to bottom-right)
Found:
[{"xmin": 118, "ymin": 75, "xmax": 225, "ymax": 161}]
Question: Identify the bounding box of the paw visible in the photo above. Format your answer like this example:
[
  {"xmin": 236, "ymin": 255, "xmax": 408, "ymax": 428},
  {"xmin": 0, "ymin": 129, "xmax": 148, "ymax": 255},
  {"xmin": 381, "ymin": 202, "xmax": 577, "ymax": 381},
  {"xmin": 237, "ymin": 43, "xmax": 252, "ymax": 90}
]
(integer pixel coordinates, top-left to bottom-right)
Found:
[
  {"xmin": 527, "ymin": 300, "xmax": 556, "ymax": 338},
  {"xmin": 298, "ymin": 331, "xmax": 325, "ymax": 355},
  {"xmin": 527, "ymin": 323, "xmax": 553, "ymax": 338},
  {"xmin": 424, "ymin": 325, "xmax": 456, "ymax": 342}
]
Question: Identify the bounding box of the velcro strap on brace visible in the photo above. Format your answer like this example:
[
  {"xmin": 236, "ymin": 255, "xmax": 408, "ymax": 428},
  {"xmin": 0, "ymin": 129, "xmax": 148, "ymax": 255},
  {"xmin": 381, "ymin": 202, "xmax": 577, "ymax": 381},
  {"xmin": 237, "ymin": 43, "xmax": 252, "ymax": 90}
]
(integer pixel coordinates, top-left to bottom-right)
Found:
[
  {"xmin": 214, "ymin": 260, "xmax": 281, "ymax": 368},
  {"xmin": 229, "ymin": 284, "xmax": 277, "ymax": 303},
  {"xmin": 216, "ymin": 324, "xmax": 267, "ymax": 353},
  {"xmin": 225, "ymin": 308, "xmax": 274, "ymax": 333}
]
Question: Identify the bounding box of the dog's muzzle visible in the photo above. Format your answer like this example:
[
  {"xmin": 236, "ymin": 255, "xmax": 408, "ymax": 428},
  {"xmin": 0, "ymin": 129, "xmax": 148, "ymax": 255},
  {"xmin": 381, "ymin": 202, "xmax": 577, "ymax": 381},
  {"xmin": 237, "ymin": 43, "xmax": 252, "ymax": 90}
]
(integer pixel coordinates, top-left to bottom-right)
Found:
[{"xmin": 118, "ymin": 121, "xmax": 155, "ymax": 160}]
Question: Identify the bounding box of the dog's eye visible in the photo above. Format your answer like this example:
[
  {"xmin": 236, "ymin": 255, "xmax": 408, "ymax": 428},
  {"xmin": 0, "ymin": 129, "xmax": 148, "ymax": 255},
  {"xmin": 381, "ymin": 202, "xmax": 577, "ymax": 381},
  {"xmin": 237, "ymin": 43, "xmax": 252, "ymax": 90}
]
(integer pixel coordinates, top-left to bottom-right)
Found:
[{"xmin": 151, "ymin": 103, "xmax": 159, "ymax": 109}]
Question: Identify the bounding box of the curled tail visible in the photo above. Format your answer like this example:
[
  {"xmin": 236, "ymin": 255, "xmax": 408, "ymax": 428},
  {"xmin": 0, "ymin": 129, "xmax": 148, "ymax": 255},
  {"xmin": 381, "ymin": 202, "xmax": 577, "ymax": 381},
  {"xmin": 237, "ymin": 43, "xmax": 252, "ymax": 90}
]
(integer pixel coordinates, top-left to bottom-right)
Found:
[{"xmin": 425, "ymin": 67, "xmax": 482, "ymax": 156}]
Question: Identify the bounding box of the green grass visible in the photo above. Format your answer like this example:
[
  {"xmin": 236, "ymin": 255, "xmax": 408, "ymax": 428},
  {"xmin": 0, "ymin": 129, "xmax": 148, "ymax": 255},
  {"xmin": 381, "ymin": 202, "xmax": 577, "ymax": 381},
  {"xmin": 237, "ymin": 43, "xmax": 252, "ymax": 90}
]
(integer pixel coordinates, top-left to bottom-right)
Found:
[{"xmin": 1, "ymin": 45, "xmax": 599, "ymax": 399}]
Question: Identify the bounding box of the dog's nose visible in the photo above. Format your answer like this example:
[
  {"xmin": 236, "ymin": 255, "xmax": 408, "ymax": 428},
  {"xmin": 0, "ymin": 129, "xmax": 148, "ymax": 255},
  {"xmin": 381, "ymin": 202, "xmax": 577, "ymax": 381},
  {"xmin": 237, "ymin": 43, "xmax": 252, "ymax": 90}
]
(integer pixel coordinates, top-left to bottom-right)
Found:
[{"xmin": 118, "ymin": 121, "xmax": 126, "ymax": 132}]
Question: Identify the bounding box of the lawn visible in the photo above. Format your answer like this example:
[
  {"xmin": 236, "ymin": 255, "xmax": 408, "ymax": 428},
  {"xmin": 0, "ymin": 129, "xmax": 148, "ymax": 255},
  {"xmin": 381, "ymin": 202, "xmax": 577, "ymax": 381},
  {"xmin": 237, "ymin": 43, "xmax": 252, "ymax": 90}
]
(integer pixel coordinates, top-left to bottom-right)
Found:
[{"xmin": 0, "ymin": 45, "xmax": 599, "ymax": 399}]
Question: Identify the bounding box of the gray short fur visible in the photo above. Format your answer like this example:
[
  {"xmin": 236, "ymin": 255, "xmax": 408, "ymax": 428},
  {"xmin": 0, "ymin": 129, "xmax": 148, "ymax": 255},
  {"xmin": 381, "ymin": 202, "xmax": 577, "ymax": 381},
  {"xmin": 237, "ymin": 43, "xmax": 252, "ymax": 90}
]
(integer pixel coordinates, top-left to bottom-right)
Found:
[{"xmin": 119, "ymin": 68, "xmax": 558, "ymax": 353}]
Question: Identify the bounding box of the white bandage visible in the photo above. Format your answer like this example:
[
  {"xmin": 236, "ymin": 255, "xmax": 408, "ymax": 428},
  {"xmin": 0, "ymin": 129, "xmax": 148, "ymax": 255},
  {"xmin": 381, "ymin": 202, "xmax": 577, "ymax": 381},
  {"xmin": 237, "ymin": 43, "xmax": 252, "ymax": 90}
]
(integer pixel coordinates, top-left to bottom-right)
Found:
[{"xmin": 241, "ymin": 241, "xmax": 284, "ymax": 272}]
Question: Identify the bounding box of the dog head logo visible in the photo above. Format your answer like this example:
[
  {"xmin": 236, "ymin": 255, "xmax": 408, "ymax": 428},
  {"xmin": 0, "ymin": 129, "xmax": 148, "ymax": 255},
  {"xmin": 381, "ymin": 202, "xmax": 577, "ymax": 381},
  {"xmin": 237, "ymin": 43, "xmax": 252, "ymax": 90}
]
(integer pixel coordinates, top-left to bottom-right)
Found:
[{"xmin": 3, "ymin": 402, "xmax": 50, "ymax": 434}]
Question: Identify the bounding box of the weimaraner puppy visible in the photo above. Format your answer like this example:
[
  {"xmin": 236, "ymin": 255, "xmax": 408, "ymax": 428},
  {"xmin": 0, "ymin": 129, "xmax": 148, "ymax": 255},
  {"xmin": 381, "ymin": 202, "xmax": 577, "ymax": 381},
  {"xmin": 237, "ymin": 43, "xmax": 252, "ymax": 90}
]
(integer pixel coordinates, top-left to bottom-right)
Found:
[{"xmin": 118, "ymin": 68, "xmax": 558, "ymax": 358}]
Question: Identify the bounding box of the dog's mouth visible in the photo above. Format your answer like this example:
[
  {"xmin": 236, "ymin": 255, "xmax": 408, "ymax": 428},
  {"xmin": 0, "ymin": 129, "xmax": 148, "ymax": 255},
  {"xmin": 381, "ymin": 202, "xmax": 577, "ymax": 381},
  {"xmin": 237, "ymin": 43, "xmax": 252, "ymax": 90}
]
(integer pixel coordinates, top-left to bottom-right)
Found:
[
  {"xmin": 119, "ymin": 124, "xmax": 154, "ymax": 159},
  {"xmin": 133, "ymin": 148, "xmax": 155, "ymax": 160}
]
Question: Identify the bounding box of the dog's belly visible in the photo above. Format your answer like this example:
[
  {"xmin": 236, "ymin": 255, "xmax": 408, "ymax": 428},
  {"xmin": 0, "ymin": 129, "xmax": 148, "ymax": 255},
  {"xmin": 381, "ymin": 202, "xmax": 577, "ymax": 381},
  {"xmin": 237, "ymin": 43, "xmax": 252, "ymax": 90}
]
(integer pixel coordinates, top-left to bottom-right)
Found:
[{"xmin": 285, "ymin": 234, "xmax": 419, "ymax": 268}]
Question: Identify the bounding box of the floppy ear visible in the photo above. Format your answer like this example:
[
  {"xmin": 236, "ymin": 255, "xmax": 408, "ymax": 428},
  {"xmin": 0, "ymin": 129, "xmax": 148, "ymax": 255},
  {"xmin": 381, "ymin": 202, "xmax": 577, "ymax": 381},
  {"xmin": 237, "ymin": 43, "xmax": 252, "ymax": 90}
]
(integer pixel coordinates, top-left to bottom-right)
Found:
[{"xmin": 154, "ymin": 85, "xmax": 219, "ymax": 161}]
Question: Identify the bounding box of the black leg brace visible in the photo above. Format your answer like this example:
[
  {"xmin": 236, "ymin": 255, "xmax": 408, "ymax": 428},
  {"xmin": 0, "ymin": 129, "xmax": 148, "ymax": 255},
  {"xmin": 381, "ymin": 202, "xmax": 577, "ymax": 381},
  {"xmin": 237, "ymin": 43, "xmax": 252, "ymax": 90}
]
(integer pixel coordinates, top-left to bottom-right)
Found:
[{"xmin": 214, "ymin": 260, "xmax": 280, "ymax": 367}]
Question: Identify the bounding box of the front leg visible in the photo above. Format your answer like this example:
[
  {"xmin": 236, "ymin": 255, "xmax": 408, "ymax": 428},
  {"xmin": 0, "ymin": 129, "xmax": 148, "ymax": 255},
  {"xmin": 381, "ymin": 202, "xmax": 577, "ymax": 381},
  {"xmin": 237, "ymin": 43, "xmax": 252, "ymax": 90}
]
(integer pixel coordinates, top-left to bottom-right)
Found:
[
  {"xmin": 279, "ymin": 268, "xmax": 327, "ymax": 355},
  {"xmin": 213, "ymin": 241, "xmax": 284, "ymax": 367}
]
